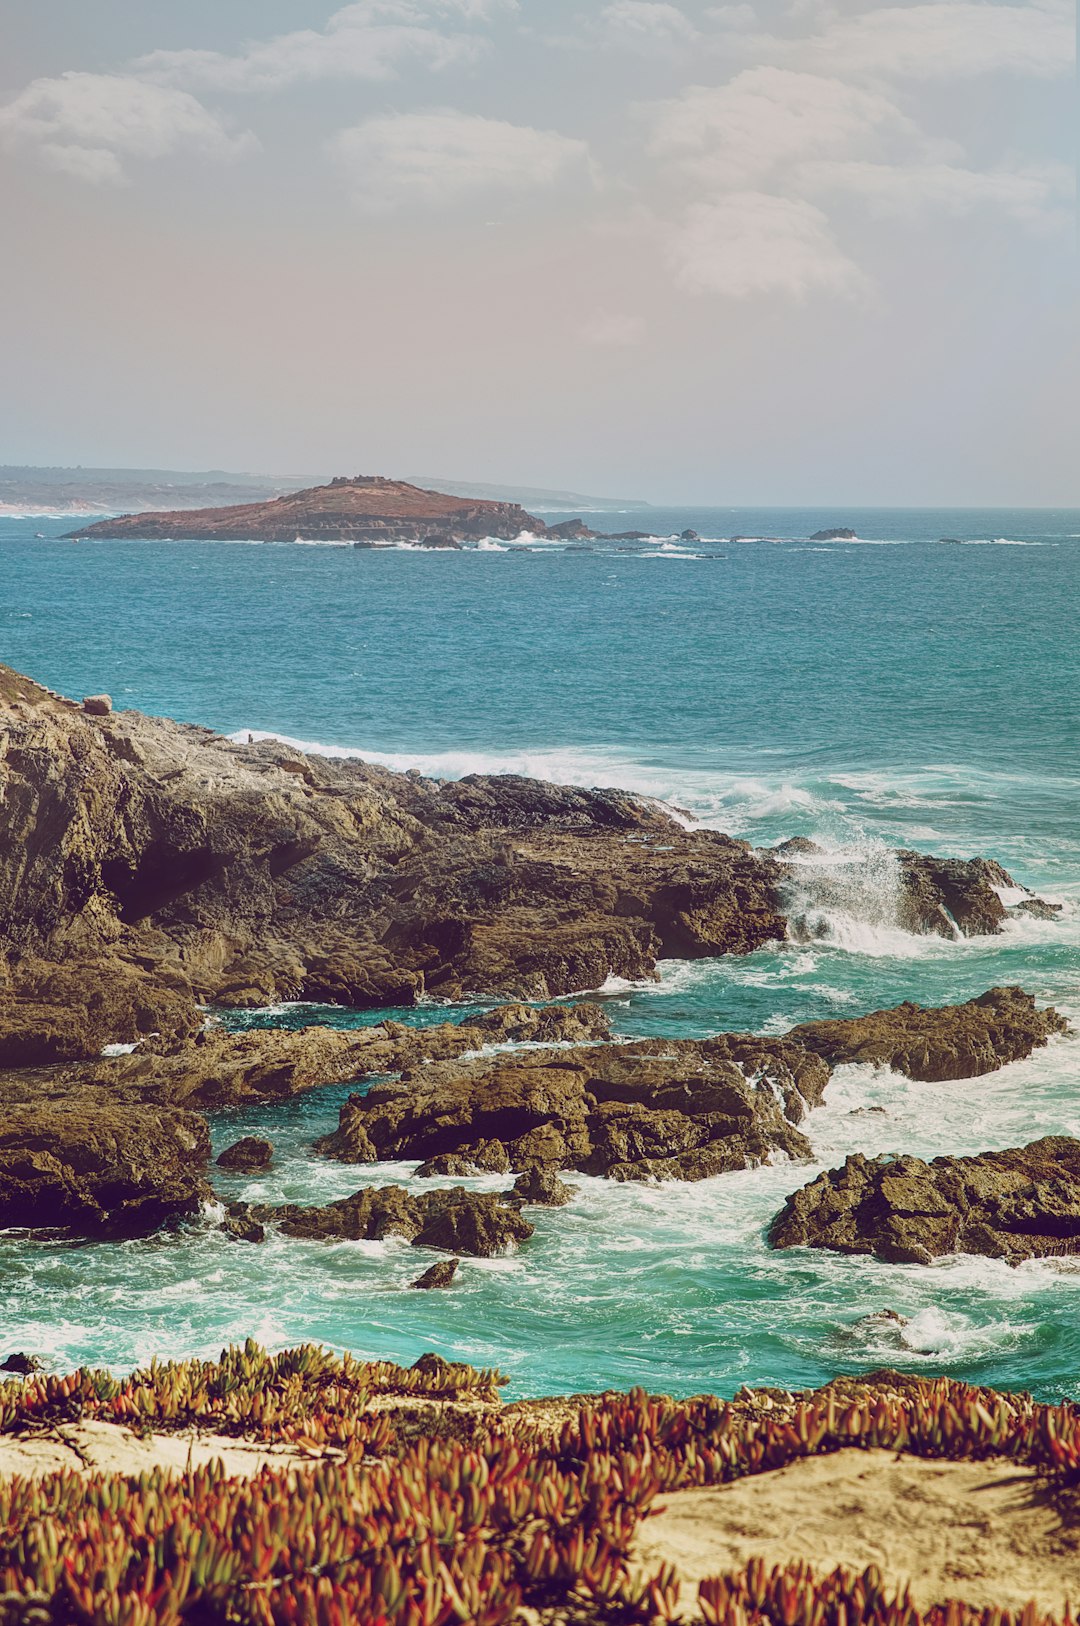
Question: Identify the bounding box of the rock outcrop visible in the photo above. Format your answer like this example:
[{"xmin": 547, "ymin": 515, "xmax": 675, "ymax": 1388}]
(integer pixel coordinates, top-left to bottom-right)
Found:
[
  {"xmin": 315, "ymin": 1035, "xmax": 831, "ymax": 1182},
  {"xmin": 769, "ymin": 1137, "xmax": 1080, "ymax": 1265},
  {"xmin": 0, "ymin": 1103, "xmax": 211, "ymax": 1238},
  {"xmin": 788, "ymin": 988, "xmax": 1067, "ymax": 1082},
  {"xmin": 65, "ymin": 477, "xmax": 545, "ymax": 545},
  {"xmin": 236, "ymin": 1186, "xmax": 533, "ymax": 1257},
  {"xmin": 2, "ymin": 665, "xmax": 1054, "ymax": 1057}
]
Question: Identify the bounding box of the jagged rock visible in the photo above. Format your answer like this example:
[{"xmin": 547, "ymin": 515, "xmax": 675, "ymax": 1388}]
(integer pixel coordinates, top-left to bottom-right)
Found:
[
  {"xmin": 772, "ymin": 837, "xmax": 825, "ymax": 858},
  {"xmin": 216, "ymin": 1136, "xmax": 273, "ymax": 1172},
  {"xmin": 1, "ymin": 664, "xmax": 1048, "ymax": 1043},
  {"xmin": 222, "ymin": 1210, "xmax": 266, "ymax": 1244},
  {"xmin": 315, "ymin": 1035, "xmax": 829, "ymax": 1183},
  {"xmin": 0, "ymin": 1104, "xmax": 211, "ymax": 1238},
  {"xmin": 1009, "ymin": 897, "xmax": 1063, "ymax": 922},
  {"xmin": 787, "ymin": 988, "xmax": 1066, "ymax": 1082},
  {"xmin": 511, "ymin": 1168, "xmax": 574, "ymax": 1206},
  {"xmin": 810, "ymin": 528, "xmax": 857, "ymax": 541},
  {"xmin": 0, "ymin": 1352, "xmax": 42, "ymax": 1374},
  {"xmin": 769, "ymin": 1137, "xmax": 1080, "ymax": 1266},
  {"xmin": 82, "ymin": 695, "xmax": 112, "ymax": 716},
  {"xmin": 245, "ymin": 1186, "xmax": 533, "ymax": 1257},
  {"xmin": 416, "ymin": 533, "xmax": 461, "ymax": 550},
  {"xmin": 0, "ymin": 1004, "xmax": 611, "ymax": 1115},
  {"xmin": 412, "ymin": 1258, "xmax": 460, "ymax": 1289}
]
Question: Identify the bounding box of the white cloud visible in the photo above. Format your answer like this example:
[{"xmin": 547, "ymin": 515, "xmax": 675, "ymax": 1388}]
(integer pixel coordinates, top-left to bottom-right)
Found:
[
  {"xmin": 801, "ymin": 158, "xmax": 1075, "ymax": 227},
  {"xmin": 666, "ymin": 191, "xmax": 867, "ymax": 298},
  {"xmin": 601, "ymin": 2, "xmax": 699, "ymax": 47},
  {"xmin": 329, "ymin": 109, "xmax": 590, "ymax": 209},
  {"xmin": 0, "ymin": 72, "xmax": 256, "ymax": 184},
  {"xmin": 648, "ymin": 67, "xmax": 910, "ymax": 186},
  {"xmin": 135, "ymin": 1, "xmax": 504, "ymax": 94},
  {"xmin": 782, "ymin": 1, "xmax": 1074, "ymax": 80},
  {"xmin": 580, "ymin": 311, "xmax": 647, "ymax": 346}
]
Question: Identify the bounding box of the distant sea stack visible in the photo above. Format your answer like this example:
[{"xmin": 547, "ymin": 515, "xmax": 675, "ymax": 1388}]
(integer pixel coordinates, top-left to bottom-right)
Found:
[{"xmin": 64, "ymin": 476, "xmax": 546, "ymax": 545}]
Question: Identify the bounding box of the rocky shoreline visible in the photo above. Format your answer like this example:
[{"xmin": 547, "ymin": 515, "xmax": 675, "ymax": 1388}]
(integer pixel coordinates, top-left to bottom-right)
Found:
[{"xmin": 0, "ymin": 661, "xmax": 1073, "ymax": 1273}]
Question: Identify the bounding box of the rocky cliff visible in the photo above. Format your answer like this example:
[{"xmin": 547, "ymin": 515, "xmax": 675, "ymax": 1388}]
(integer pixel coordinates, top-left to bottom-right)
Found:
[{"xmin": 63, "ymin": 476, "xmax": 545, "ymax": 544}]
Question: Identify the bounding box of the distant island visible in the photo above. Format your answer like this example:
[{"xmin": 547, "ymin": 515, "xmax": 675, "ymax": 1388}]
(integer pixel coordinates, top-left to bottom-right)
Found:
[{"xmin": 63, "ymin": 475, "xmax": 660, "ymax": 546}]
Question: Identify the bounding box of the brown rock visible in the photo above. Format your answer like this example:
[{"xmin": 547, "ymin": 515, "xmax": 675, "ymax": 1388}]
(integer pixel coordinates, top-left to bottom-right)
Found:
[
  {"xmin": 82, "ymin": 694, "xmax": 112, "ymax": 715},
  {"xmin": 769, "ymin": 1137, "xmax": 1080, "ymax": 1265},
  {"xmin": 315, "ymin": 1035, "xmax": 828, "ymax": 1183},
  {"xmin": 787, "ymin": 987, "xmax": 1067, "ymax": 1082},
  {"xmin": 511, "ymin": 1168, "xmax": 574, "ymax": 1206},
  {"xmin": 247, "ymin": 1185, "xmax": 533, "ymax": 1257},
  {"xmin": 0, "ymin": 1103, "xmax": 211, "ymax": 1238},
  {"xmin": 216, "ymin": 1136, "xmax": 273, "ymax": 1172},
  {"xmin": 64, "ymin": 476, "xmax": 545, "ymax": 545},
  {"xmin": 411, "ymin": 1258, "xmax": 460, "ymax": 1289}
]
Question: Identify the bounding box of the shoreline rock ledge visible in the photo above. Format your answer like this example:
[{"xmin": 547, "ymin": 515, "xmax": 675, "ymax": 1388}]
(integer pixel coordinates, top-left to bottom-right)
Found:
[
  {"xmin": 0, "ymin": 664, "xmax": 1059, "ymax": 1061},
  {"xmin": 770, "ymin": 1136, "xmax": 1080, "ymax": 1265}
]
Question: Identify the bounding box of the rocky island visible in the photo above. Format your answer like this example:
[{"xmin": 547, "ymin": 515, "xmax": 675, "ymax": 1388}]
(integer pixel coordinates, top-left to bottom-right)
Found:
[{"xmin": 64, "ymin": 474, "xmax": 549, "ymax": 545}]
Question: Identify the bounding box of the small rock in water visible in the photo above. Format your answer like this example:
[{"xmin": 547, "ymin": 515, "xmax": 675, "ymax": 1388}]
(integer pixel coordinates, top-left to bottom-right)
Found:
[
  {"xmin": 82, "ymin": 694, "xmax": 112, "ymax": 715},
  {"xmin": 0, "ymin": 1352, "xmax": 42, "ymax": 1374},
  {"xmin": 510, "ymin": 1168, "xmax": 575, "ymax": 1207},
  {"xmin": 217, "ymin": 1136, "xmax": 274, "ymax": 1172},
  {"xmin": 222, "ymin": 1206, "xmax": 266, "ymax": 1244},
  {"xmin": 411, "ymin": 1258, "xmax": 460, "ymax": 1290}
]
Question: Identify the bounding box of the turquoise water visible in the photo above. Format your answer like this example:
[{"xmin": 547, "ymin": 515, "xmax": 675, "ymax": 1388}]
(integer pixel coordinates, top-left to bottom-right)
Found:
[{"xmin": 2, "ymin": 506, "xmax": 1080, "ymax": 1398}]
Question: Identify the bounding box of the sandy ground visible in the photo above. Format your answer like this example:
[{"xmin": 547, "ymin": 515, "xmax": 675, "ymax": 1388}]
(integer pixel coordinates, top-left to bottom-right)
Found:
[
  {"xmin": 0, "ymin": 1419, "xmax": 334, "ymax": 1480},
  {"xmin": 637, "ymin": 1449, "xmax": 1080, "ymax": 1615}
]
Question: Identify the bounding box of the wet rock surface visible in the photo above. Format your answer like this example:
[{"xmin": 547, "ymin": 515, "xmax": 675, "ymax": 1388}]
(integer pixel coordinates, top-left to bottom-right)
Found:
[
  {"xmin": 769, "ymin": 1136, "xmax": 1080, "ymax": 1265},
  {"xmin": 411, "ymin": 1258, "xmax": 460, "ymax": 1289},
  {"xmin": 0, "ymin": 1103, "xmax": 211, "ymax": 1239},
  {"xmin": 236, "ymin": 1186, "xmax": 533, "ymax": 1257},
  {"xmin": 788, "ymin": 988, "xmax": 1067, "ymax": 1082},
  {"xmin": 315, "ymin": 1035, "xmax": 830, "ymax": 1182}
]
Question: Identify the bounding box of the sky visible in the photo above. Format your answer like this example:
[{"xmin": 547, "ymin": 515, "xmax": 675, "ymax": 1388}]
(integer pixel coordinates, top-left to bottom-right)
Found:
[{"xmin": 1, "ymin": 0, "xmax": 1076, "ymax": 504}]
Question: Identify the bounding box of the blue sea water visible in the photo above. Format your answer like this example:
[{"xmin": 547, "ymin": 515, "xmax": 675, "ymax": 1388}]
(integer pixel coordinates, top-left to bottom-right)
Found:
[{"xmin": 1, "ymin": 504, "xmax": 1079, "ymax": 1399}]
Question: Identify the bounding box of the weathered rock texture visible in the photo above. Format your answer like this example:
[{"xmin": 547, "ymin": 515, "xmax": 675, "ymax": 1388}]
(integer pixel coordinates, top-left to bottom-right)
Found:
[
  {"xmin": 788, "ymin": 988, "xmax": 1067, "ymax": 1082},
  {"xmin": 769, "ymin": 1137, "xmax": 1080, "ymax": 1265},
  {"xmin": 316, "ymin": 1036, "xmax": 831, "ymax": 1183},
  {"xmin": 1, "ymin": 664, "xmax": 1052, "ymax": 1067},
  {"xmin": 65, "ymin": 476, "xmax": 545, "ymax": 545},
  {"xmin": 236, "ymin": 1186, "xmax": 534, "ymax": 1257},
  {"xmin": 0, "ymin": 1104, "xmax": 211, "ymax": 1238},
  {"xmin": 315, "ymin": 992, "xmax": 1066, "ymax": 1186}
]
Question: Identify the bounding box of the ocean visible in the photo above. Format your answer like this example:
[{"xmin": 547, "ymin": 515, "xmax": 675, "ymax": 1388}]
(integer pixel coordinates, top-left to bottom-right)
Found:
[{"xmin": 2, "ymin": 504, "xmax": 1079, "ymax": 1399}]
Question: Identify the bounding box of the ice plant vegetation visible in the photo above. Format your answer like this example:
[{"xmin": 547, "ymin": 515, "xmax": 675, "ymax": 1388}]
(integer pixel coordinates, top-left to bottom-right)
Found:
[{"xmin": 1, "ymin": 1345, "xmax": 1079, "ymax": 1622}]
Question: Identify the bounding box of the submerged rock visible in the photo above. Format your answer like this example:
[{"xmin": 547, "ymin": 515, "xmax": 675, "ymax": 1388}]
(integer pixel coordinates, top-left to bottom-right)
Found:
[
  {"xmin": 769, "ymin": 1137, "xmax": 1080, "ymax": 1265},
  {"xmin": 788, "ymin": 988, "xmax": 1067, "ymax": 1083},
  {"xmin": 411, "ymin": 1258, "xmax": 460, "ymax": 1289}
]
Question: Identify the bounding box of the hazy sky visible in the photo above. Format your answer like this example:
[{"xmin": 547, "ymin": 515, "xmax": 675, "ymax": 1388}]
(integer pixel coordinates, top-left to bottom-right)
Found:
[{"xmin": 1, "ymin": 0, "xmax": 1075, "ymax": 503}]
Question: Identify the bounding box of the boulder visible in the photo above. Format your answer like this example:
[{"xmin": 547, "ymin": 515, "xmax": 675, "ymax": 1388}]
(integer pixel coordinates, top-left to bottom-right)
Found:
[
  {"xmin": 0, "ymin": 1103, "xmax": 211, "ymax": 1239},
  {"xmin": 0, "ymin": 1353, "xmax": 42, "ymax": 1374},
  {"xmin": 412, "ymin": 1258, "xmax": 460, "ymax": 1289},
  {"xmin": 769, "ymin": 1137, "xmax": 1080, "ymax": 1265},
  {"xmin": 82, "ymin": 694, "xmax": 112, "ymax": 715},
  {"xmin": 245, "ymin": 1185, "xmax": 533, "ymax": 1257},
  {"xmin": 216, "ymin": 1136, "xmax": 273, "ymax": 1172},
  {"xmin": 511, "ymin": 1168, "xmax": 574, "ymax": 1206},
  {"xmin": 787, "ymin": 988, "xmax": 1067, "ymax": 1083}
]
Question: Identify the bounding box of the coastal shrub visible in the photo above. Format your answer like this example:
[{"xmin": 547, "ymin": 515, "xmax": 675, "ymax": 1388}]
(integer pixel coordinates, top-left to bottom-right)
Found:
[{"xmin": 1, "ymin": 1351, "xmax": 1079, "ymax": 1623}]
